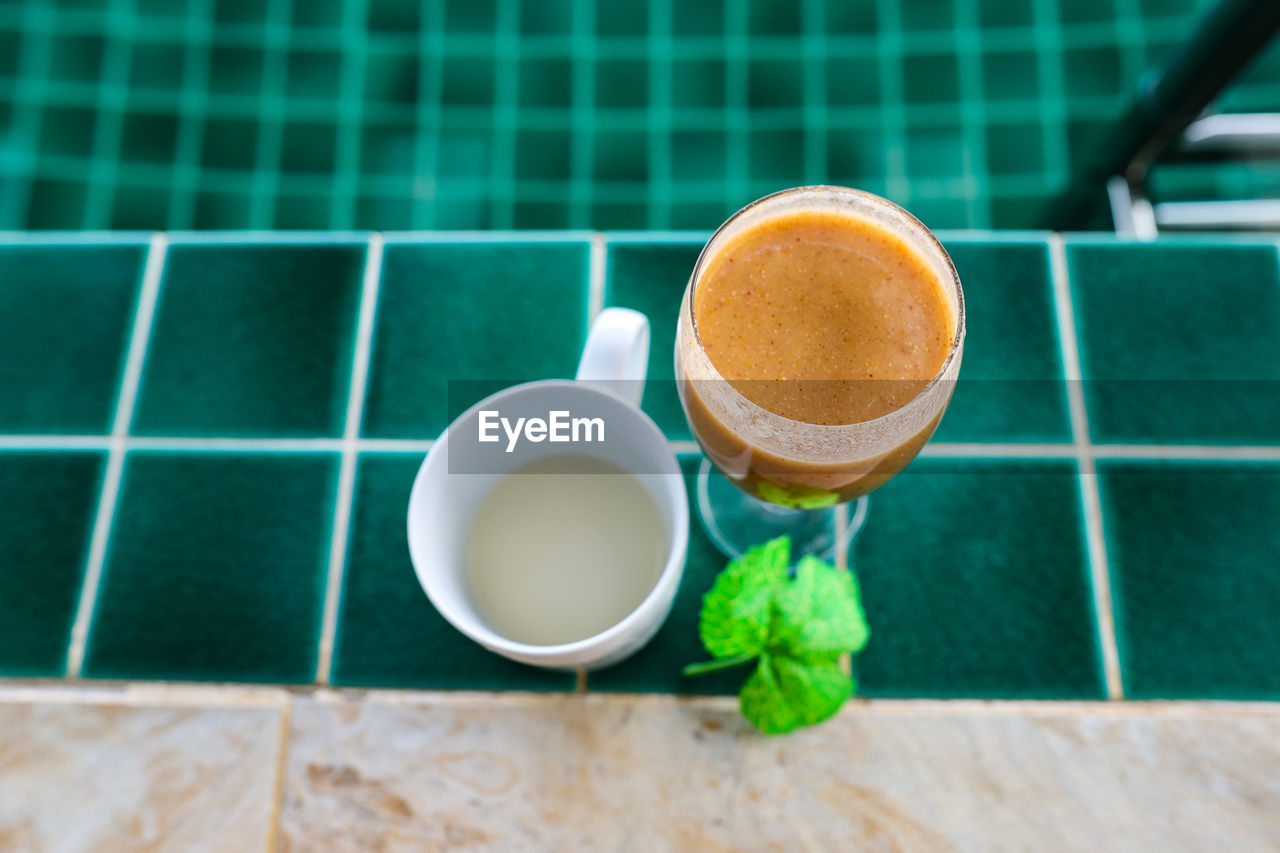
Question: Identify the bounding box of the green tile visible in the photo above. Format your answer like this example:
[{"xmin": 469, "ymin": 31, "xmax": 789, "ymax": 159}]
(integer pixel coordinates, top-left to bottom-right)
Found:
[
  {"xmin": 0, "ymin": 244, "xmax": 146, "ymax": 434},
  {"xmin": 518, "ymin": 57, "xmax": 573, "ymax": 109},
  {"xmin": 368, "ymin": 0, "xmax": 420, "ymax": 32},
  {"xmin": 441, "ymin": 56, "xmax": 495, "ymax": 106},
  {"xmin": 1068, "ymin": 243, "xmax": 1280, "ymax": 444},
  {"xmin": 825, "ymin": 1, "xmax": 877, "ymax": 32},
  {"xmin": 201, "ymin": 118, "xmax": 260, "ymax": 171},
  {"xmin": 671, "ymin": 59, "xmax": 726, "ymax": 109},
  {"xmin": 39, "ymin": 107, "xmax": 97, "ymax": 158},
  {"xmin": 990, "ymin": 196, "xmax": 1049, "ymax": 230},
  {"xmin": 520, "ymin": 0, "xmax": 571, "ymax": 35},
  {"xmin": 933, "ymin": 241, "xmax": 1072, "ymax": 443},
  {"xmin": 0, "ymin": 29, "xmax": 18, "ymax": 81},
  {"xmin": 83, "ymin": 452, "xmax": 337, "ymax": 683},
  {"xmin": 984, "ymin": 122, "xmax": 1045, "ymax": 177},
  {"xmin": 856, "ymin": 459, "xmax": 1104, "ymax": 699},
  {"xmin": 671, "ymin": 131, "xmax": 729, "ymax": 183},
  {"xmin": 750, "ymin": 128, "xmax": 806, "ymax": 182},
  {"xmin": 513, "ymin": 200, "xmax": 571, "ymax": 229},
  {"xmin": 827, "ymin": 126, "xmax": 886, "ymax": 180},
  {"xmin": 827, "ymin": 56, "xmax": 879, "ymax": 106},
  {"xmin": 595, "ymin": 59, "xmax": 648, "ymax": 110},
  {"xmin": 28, "ymin": 179, "xmax": 89, "ymax": 230},
  {"xmin": 121, "ymin": 111, "xmax": 180, "ymax": 164},
  {"xmin": 194, "ymin": 191, "xmax": 252, "ymax": 229},
  {"xmin": 597, "ymin": 4, "xmax": 646, "ymax": 36},
  {"xmin": 48, "ymin": 34, "xmax": 104, "ymax": 84},
  {"xmin": 747, "ymin": 59, "xmax": 803, "ymax": 109},
  {"xmin": 1062, "ymin": 46, "xmax": 1123, "ymax": 98},
  {"xmin": 670, "ymin": 0, "xmax": 723, "ymax": 36},
  {"xmin": 516, "ymin": 128, "xmax": 573, "ymax": 181},
  {"xmin": 1060, "ymin": 0, "xmax": 1122, "ymax": 23},
  {"xmin": 748, "ymin": 0, "xmax": 801, "ymax": 36},
  {"xmin": 286, "ymin": 49, "xmax": 343, "ymax": 101},
  {"xmin": 109, "ymin": 186, "xmax": 170, "ymax": 231},
  {"xmin": 360, "ymin": 126, "xmax": 416, "ymax": 176},
  {"xmin": 331, "ymin": 454, "xmax": 575, "ymax": 690},
  {"xmin": 361, "ymin": 241, "xmax": 590, "ymax": 439},
  {"xmin": 670, "ymin": 202, "xmax": 732, "ymax": 231},
  {"xmin": 208, "ymin": 46, "xmax": 265, "ymax": 96},
  {"xmin": 291, "ymin": 0, "xmax": 342, "ymax": 28},
  {"xmin": 0, "ymin": 451, "xmax": 105, "ymax": 677},
  {"xmin": 603, "ymin": 240, "xmax": 703, "ymax": 440},
  {"xmin": 978, "ymin": 2, "xmax": 1033, "ymax": 27},
  {"xmin": 127, "ymin": 42, "xmax": 185, "ymax": 95},
  {"xmin": 1098, "ymin": 461, "xmax": 1280, "ymax": 700},
  {"xmin": 900, "ymin": 0, "xmax": 954, "ymax": 31},
  {"xmin": 902, "ymin": 54, "xmax": 960, "ymax": 105},
  {"xmin": 445, "ymin": 0, "xmax": 498, "ymax": 32},
  {"xmin": 213, "ymin": 0, "xmax": 264, "ymax": 24},
  {"xmin": 280, "ymin": 121, "xmax": 338, "ymax": 174},
  {"xmin": 981, "ymin": 51, "xmax": 1041, "ymax": 102},
  {"xmin": 274, "ymin": 193, "xmax": 333, "ymax": 230},
  {"xmin": 593, "ymin": 130, "xmax": 649, "ymax": 182},
  {"xmin": 131, "ymin": 243, "xmax": 366, "ymax": 438},
  {"xmin": 590, "ymin": 455, "xmax": 745, "ymax": 695},
  {"xmin": 364, "ymin": 51, "xmax": 419, "ymax": 106},
  {"xmin": 1066, "ymin": 119, "xmax": 1110, "ymax": 170},
  {"xmin": 897, "ymin": 197, "xmax": 968, "ymax": 232},
  {"xmin": 905, "ymin": 128, "xmax": 966, "ymax": 179}
]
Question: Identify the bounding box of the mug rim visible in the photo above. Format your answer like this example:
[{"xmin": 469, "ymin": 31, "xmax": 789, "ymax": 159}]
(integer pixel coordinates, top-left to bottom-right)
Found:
[{"xmin": 407, "ymin": 379, "xmax": 689, "ymax": 663}]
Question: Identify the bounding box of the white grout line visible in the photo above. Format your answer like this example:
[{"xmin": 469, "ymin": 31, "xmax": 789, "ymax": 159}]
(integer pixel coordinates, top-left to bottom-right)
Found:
[
  {"xmin": 602, "ymin": 230, "xmax": 709, "ymax": 244},
  {"xmin": 357, "ymin": 438, "xmax": 434, "ymax": 453},
  {"xmin": 314, "ymin": 234, "xmax": 384, "ymax": 685},
  {"xmin": 0, "ymin": 435, "xmax": 113, "ymax": 450},
  {"xmin": 129, "ymin": 437, "xmax": 345, "ymax": 452},
  {"xmin": 922, "ymin": 442, "xmax": 1076, "ymax": 458},
  {"xmin": 0, "ymin": 231, "xmax": 152, "ymax": 245},
  {"xmin": 381, "ymin": 230, "xmax": 598, "ymax": 244},
  {"xmin": 3, "ymin": 434, "xmax": 1278, "ymax": 461},
  {"xmin": 2, "ymin": 681, "xmax": 1278, "ymax": 716},
  {"xmin": 163, "ymin": 230, "xmax": 372, "ymax": 245},
  {"xmin": 1093, "ymin": 444, "xmax": 1280, "ymax": 461},
  {"xmin": 933, "ymin": 229, "xmax": 1054, "ymax": 243},
  {"xmin": 587, "ymin": 232, "xmax": 606, "ymax": 323},
  {"xmin": 1049, "ymin": 234, "xmax": 1124, "ymax": 701},
  {"xmin": 65, "ymin": 234, "xmax": 169, "ymax": 679}
]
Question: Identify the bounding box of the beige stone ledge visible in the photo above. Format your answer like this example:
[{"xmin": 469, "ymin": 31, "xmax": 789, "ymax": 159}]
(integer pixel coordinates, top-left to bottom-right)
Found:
[
  {"xmin": 3, "ymin": 685, "xmax": 1279, "ymax": 852},
  {"xmin": 282, "ymin": 693, "xmax": 1280, "ymax": 852},
  {"xmin": 0, "ymin": 697, "xmax": 285, "ymax": 852}
]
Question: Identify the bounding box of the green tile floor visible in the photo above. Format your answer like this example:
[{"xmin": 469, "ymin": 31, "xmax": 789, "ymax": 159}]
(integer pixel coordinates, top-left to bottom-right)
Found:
[
  {"xmin": 1, "ymin": 231, "xmax": 1279, "ymax": 705},
  {"xmin": 3, "ymin": 0, "xmax": 1279, "ymax": 233}
]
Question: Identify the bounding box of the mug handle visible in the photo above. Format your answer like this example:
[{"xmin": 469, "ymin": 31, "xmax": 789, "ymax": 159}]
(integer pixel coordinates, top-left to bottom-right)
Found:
[{"xmin": 575, "ymin": 307, "xmax": 649, "ymax": 407}]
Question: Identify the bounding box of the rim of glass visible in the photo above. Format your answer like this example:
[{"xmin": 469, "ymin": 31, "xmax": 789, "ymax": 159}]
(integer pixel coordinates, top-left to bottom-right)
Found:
[{"xmin": 685, "ymin": 185, "xmax": 966, "ymax": 434}]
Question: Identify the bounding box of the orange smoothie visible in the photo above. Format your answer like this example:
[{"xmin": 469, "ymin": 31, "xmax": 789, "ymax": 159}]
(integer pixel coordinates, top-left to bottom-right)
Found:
[{"xmin": 680, "ymin": 206, "xmax": 958, "ymax": 503}]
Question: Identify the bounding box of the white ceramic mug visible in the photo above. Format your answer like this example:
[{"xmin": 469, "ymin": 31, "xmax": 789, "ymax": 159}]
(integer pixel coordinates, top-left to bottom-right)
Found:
[{"xmin": 407, "ymin": 308, "xmax": 689, "ymax": 670}]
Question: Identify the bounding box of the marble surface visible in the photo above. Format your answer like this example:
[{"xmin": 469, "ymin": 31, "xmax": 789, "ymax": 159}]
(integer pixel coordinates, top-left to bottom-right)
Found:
[
  {"xmin": 0, "ymin": 688, "xmax": 285, "ymax": 853},
  {"xmin": 3, "ymin": 687, "xmax": 1279, "ymax": 852},
  {"xmin": 281, "ymin": 693, "xmax": 1280, "ymax": 852}
]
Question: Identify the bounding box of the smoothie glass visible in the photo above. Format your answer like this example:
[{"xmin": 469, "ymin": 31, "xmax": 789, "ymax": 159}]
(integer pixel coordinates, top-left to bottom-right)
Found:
[{"xmin": 674, "ymin": 186, "xmax": 965, "ymax": 559}]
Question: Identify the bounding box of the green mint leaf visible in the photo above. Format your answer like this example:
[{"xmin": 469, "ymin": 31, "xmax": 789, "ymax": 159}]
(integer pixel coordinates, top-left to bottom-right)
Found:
[
  {"xmin": 772, "ymin": 555, "xmax": 870, "ymax": 658},
  {"xmin": 739, "ymin": 653, "xmax": 852, "ymax": 735},
  {"xmin": 698, "ymin": 536, "xmax": 790, "ymax": 658},
  {"xmin": 756, "ymin": 480, "xmax": 840, "ymax": 509}
]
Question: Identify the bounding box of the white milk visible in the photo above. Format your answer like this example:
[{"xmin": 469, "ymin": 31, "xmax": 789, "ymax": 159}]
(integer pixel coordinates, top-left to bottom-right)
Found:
[{"xmin": 464, "ymin": 455, "xmax": 668, "ymax": 646}]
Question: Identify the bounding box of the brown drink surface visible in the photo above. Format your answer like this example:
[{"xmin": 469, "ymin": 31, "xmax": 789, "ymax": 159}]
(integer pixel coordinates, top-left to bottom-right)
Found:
[
  {"xmin": 684, "ymin": 207, "xmax": 956, "ymax": 502},
  {"xmin": 694, "ymin": 208, "xmax": 952, "ymax": 424}
]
